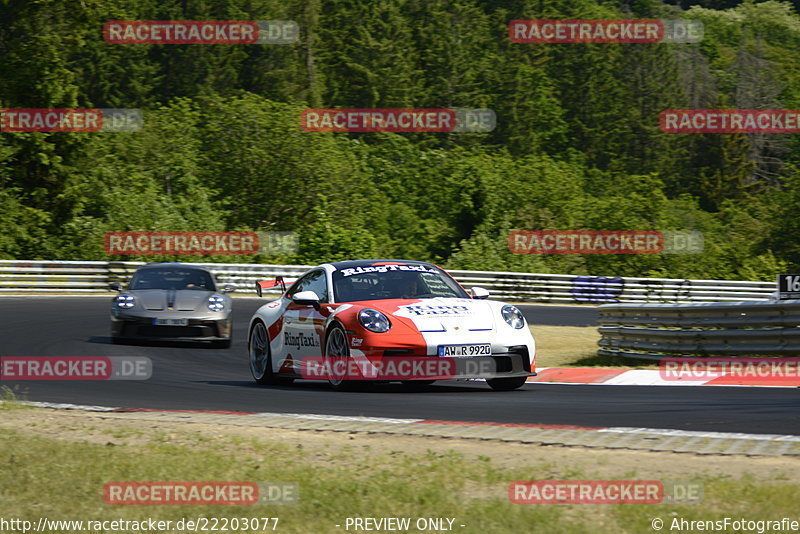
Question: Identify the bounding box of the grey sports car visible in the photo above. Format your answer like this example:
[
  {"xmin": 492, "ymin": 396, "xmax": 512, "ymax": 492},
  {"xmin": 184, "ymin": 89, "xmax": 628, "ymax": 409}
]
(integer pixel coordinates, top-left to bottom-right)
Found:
[{"xmin": 110, "ymin": 263, "xmax": 234, "ymax": 347}]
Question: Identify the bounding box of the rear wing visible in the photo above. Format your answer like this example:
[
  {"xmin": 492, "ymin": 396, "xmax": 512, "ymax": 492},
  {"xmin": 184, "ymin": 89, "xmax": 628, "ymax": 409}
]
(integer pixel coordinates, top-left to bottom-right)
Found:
[{"xmin": 255, "ymin": 276, "xmax": 296, "ymax": 297}]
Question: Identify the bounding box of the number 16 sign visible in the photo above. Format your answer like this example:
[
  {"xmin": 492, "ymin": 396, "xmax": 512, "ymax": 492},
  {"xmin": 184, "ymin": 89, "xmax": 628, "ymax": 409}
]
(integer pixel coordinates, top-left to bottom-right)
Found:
[{"xmin": 777, "ymin": 274, "xmax": 800, "ymax": 300}]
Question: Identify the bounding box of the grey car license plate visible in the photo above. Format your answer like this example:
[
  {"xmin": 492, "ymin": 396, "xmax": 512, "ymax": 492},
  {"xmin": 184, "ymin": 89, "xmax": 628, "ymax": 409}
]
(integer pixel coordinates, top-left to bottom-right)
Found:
[{"xmin": 153, "ymin": 318, "xmax": 188, "ymax": 326}]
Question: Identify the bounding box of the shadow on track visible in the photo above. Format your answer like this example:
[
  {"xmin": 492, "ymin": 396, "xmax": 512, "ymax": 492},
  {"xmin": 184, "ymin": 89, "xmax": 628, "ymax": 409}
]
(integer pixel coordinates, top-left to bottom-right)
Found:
[
  {"xmin": 87, "ymin": 336, "xmax": 227, "ymax": 350},
  {"xmin": 199, "ymin": 380, "xmax": 528, "ymax": 394}
]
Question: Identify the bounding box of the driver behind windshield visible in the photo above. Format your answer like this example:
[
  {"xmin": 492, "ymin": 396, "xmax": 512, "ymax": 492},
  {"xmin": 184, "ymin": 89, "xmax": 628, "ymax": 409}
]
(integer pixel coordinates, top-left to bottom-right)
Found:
[
  {"xmin": 131, "ymin": 269, "xmax": 213, "ymax": 291},
  {"xmin": 389, "ymin": 273, "xmax": 425, "ymax": 299}
]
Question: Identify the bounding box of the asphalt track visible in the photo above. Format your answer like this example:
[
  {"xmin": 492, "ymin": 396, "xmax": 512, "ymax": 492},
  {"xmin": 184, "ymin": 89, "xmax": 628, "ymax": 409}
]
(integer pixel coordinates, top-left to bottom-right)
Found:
[{"xmin": 1, "ymin": 297, "xmax": 798, "ymax": 436}]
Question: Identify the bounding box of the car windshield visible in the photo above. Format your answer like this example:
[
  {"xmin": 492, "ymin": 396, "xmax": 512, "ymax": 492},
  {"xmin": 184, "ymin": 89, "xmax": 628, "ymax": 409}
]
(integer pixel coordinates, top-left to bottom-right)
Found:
[
  {"xmin": 130, "ymin": 268, "xmax": 216, "ymax": 291},
  {"xmin": 332, "ymin": 264, "xmax": 469, "ymax": 303}
]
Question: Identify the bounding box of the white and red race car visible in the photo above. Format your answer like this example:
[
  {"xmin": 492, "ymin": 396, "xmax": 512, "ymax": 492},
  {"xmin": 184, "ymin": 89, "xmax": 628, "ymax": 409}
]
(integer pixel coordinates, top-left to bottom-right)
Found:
[{"xmin": 248, "ymin": 260, "xmax": 536, "ymax": 391}]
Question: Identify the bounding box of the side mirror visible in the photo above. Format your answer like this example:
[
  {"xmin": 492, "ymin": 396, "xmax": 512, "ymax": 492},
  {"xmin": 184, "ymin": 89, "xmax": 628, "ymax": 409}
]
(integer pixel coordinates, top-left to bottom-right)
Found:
[
  {"xmin": 222, "ymin": 285, "xmax": 236, "ymax": 293},
  {"xmin": 109, "ymin": 282, "xmax": 122, "ymax": 292},
  {"xmin": 292, "ymin": 290, "xmax": 320, "ymax": 307},
  {"xmin": 470, "ymin": 287, "xmax": 490, "ymax": 300}
]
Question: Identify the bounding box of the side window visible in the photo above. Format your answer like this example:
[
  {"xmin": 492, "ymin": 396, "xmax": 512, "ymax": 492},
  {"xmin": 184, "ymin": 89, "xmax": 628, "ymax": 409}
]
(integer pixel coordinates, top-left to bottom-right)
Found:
[{"xmin": 287, "ymin": 270, "xmax": 329, "ymax": 302}]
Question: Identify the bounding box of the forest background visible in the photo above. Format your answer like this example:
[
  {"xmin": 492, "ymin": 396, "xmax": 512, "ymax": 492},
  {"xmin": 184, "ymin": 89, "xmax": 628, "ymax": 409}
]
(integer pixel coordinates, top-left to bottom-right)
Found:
[{"xmin": 2, "ymin": 0, "xmax": 800, "ymax": 280}]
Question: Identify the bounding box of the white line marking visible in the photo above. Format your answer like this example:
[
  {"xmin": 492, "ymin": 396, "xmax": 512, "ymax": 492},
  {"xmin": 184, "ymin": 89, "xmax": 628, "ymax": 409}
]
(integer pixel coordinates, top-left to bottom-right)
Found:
[
  {"xmin": 248, "ymin": 412, "xmax": 423, "ymax": 424},
  {"xmin": 530, "ymin": 368, "xmax": 798, "ymax": 388},
  {"xmin": 599, "ymin": 427, "xmax": 800, "ymax": 442},
  {"xmin": 529, "ymin": 379, "xmax": 795, "ymax": 388},
  {"xmin": 602, "ymin": 369, "xmax": 710, "ymax": 386},
  {"xmin": 16, "ymin": 403, "xmax": 800, "ymax": 441},
  {"xmin": 22, "ymin": 401, "xmax": 119, "ymax": 411}
]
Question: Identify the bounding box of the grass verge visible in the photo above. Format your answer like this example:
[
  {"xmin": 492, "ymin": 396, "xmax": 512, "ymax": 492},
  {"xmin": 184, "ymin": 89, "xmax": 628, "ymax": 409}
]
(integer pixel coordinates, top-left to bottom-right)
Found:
[
  {"xmin": 1, "ymin": 410, "xmax": 799, "ymax": 534},
  {"xmin": 532, "ymin": 326, "xmax": 656, "ymax": 369},
  {"xmin": 0, "ymin": 385, "xmax": 31, "ymax": 411}
]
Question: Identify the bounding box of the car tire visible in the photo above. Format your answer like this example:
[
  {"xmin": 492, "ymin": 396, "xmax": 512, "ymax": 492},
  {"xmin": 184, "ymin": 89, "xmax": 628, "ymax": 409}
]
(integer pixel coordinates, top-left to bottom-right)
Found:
[
  {"xmin": 324, "ymin": 323, "xmax": 364, "ymax": 391},
  {"xmin": 486, "ymin": 376, "xmax": 528, "ymax": 391},
  {"xmin": 249, "ymin": 321, "xmax": 293, "ymax": 386}
]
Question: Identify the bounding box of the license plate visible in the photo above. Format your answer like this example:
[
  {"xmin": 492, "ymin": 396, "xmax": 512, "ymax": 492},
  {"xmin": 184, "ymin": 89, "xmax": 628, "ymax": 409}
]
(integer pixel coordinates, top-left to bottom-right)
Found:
[
  {"xmin": 153, "ymin": 318, "xmax": 188, "ymax": 326},
  {"xmin": 438, "ymin": 344, "xmax": 492, "ymax": 357}
]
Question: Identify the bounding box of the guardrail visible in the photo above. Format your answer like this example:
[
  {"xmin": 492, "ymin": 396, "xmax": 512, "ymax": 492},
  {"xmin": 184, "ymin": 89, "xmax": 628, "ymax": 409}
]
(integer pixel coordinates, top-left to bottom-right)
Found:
[
  {"xmin": 0, "ymin": 260, "xmax": 309, "ymax": 295},
  {"xmin": 0, "ymin": 260, "xmax": 776, "ymax": 303},
  {"xmin": 597, "ymin": 301, "xmax": 798, "ymax": 360}
]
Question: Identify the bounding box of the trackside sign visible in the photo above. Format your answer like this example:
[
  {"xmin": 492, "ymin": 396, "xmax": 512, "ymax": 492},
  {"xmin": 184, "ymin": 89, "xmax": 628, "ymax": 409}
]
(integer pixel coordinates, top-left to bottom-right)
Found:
[{"xmin": 776, "ymin": 274, "xmax": 800, "ymax": 300}]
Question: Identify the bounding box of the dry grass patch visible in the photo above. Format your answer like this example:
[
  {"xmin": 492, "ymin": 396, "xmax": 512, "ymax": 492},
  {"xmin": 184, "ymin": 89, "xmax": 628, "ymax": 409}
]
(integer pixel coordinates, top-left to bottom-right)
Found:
[{"xmin": 1, "ymin": 407, "xmax": 799, "ymax": 534}]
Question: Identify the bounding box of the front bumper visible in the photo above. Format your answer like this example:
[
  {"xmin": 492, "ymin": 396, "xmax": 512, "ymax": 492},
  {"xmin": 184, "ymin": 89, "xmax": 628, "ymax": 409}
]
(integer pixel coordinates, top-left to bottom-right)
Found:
[
  {"xmin": 111, "ymin": 315, "xmax": 232, "ymax": 341},
  {"xmin": 338, "ymin": 346, "xmax": 536, "ymax": 382},
  {"xmin": 393, "ymin": 351, "xmax": 535, "ymax": 381}
]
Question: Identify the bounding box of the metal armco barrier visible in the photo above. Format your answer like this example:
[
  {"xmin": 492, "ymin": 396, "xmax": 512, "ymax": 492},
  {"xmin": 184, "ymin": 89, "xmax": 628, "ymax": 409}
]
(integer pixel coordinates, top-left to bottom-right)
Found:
[
  {"xmin": 597, "ymin": 301, "xmax": 800, "ymax": 360},
  {"xmin": 0, "ymin": 260, "xmax": 776, "ymax": 303},
  {"xmin": 447, "ymin": 270, "xmax": 773, "ymax": 303},
  {"xmin": 0, "ymin": 260, "xmax": 308, "ymax": 295}
]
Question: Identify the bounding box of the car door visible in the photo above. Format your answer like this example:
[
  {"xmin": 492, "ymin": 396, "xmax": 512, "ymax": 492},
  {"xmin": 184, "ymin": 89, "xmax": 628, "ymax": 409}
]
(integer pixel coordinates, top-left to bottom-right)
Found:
[{"xmin": 281, "ymin": 270, "xmax": 330, "ymax": 371}]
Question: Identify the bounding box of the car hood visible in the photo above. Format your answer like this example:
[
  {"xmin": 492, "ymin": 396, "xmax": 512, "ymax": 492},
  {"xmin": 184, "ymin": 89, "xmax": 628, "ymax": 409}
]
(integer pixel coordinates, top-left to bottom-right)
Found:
[
  {"xmin": 129, "ymin": 289, "xmax": 214, "ymax": 311},
  {"xmin": 362, "ymin": 297, "xmax": 496, "ymax": 332}
]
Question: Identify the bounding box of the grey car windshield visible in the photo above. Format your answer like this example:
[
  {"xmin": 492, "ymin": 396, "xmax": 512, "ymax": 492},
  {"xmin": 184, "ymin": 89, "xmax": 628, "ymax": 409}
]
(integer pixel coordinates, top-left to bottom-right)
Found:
[
  {"xmin": 130, "ymin": 268, "xmax": 216, "ymax": 291},
  {"xmin": 333, "ymin": 266, "xmax": 468, "ymax": 303}
]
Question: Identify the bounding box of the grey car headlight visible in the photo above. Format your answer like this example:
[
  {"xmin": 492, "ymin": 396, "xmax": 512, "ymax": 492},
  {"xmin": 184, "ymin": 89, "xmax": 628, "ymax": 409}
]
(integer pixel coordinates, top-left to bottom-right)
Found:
[
  {"xmin": 501, "ymin": 305, "xmax": 525, "ymax": 329},
  {"xmin": 358, "ymin": 309, "xmax": 391, "ymax": 333},
  {"xmin": 117, "ymin": 294, "xmax": 135, "ymax": 309},
  {"xmin": 208, "ymin": 295, "xmax": 225, "ymax": 312}
]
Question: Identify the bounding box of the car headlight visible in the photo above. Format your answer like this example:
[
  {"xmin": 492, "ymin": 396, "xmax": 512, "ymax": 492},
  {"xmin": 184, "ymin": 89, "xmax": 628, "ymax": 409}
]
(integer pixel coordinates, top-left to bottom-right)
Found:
[
  {"xmin": 501, "ymin": 305, "xmax": 525, "ymax": 329},
  {"xmin": 358, "ymin": 309, "xmax": 391, "ymax": 333},
  {"xmin": 208, "ymin": 295, "xmax": 225, "ymax": 312},
  {"xmin": 117, "ymin": 294, "xmax": 135, "ymax": 309}
]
